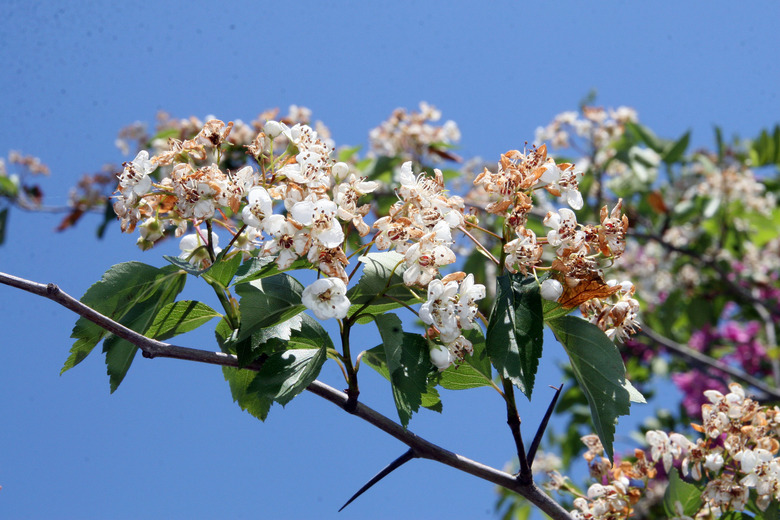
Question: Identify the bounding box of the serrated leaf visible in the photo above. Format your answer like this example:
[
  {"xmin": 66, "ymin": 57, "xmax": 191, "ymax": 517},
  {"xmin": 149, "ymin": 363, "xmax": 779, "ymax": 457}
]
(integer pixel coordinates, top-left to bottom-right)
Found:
[
  {"xmin": 437, "ymin": 328, "xmax": 492, "ymax": 390},
  {"xmin": 103, "ymin": 269, "xmax": 186, "ymax": 392},
  {"xmin": 145, "ymin": 300, "xmax": 220, "ymax": 340},
  {"xmin": 235, "ymin": 315, "xmax": 301, "ymax": 367},
  {"xmin": 542, "ymin": 299, "xmax": 570, "ymax": 321},
  {"xmin": 347, "ymin": 252, "xmax": 421, "ymax": 322},
  {"xmin": 202, "ymin": 252, "xmax": 242, "ymax": 287},
  {"xmin": 236, "ymin": 273, "xmax": 305, "ymax": 341},
  {"xmin": 663, "ymin": 131, "xmax": 690, "ymax": 164},
  {"xmin": 63, "ymin": 262, "xmax": 182, "ymax": 374},
  {"xmin": 363, "ymin": 331, "xmax": 431, "ymax": 427},
  {"xmin": 231, "ymin": 256, "xmax": 310, "ymax": 286},
  {"xmin": 375, "ymin": 313, "xmax": 405, "ymax": 378},
  {"xmin": 222, "ymin": 366, "xmax": 273, "ymax": 421},
  {"xmin": 663, "ymin": 470, "xmax": 702, "ymax": 518},
  {"xmin": 486, "ymin": 274, "xmax": 544, "ymax": 399},
  {"xmin": 547, "ymin": 315, "xmax": 643, "ymax": 460},
  {"xmin": 162, "ymin": 254, "xmax": 210, "ymax": 276},
  {"xmin": 248, "ymin": 347, "xmax": 325, "ymax": 406}
]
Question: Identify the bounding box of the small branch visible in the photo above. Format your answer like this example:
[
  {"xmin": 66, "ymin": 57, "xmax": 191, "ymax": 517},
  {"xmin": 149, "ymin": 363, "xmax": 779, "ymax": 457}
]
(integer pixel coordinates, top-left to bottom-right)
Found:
[
  {"xmin": 640, "ymin": 324, "xmax": 780, "ymax": 401},
  {"xmin": 501, "ymin": 377, "xmax": 531, "ymax": 484},
  {"xmin": 0, "ymin": 270, "xmax": 572, "ymax": 520}
]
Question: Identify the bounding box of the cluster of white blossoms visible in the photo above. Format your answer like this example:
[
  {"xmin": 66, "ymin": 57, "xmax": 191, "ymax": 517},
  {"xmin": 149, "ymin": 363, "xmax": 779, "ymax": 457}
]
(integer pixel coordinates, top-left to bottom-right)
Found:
[
  {"xmin": 646, "ymin": 383, "xmax": 780, "ymax": 513},
  {"xmin": 369, "ymin": 102, "xmax": 461, "ymax": 162},
  {"xmin": 534, "ymin": 106, "xmax": 638, "ymax": 177},
  {"xmin": 110, "ymin": 110, "xmax": 640, "ymax": 373},
  {"xmin": 420, "ymin": 273, "xmax": 486, "ymax": 370}
]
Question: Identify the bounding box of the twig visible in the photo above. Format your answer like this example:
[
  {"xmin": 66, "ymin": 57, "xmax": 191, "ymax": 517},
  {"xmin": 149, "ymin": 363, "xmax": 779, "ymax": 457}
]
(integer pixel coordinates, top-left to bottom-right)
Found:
[
  {"xmin": 639, "ymin": 323, "xmax": 780, "ymax": 401},
  {"xmin": 0, "ymin": 270, "xmax": 572, "ymax": 520}
]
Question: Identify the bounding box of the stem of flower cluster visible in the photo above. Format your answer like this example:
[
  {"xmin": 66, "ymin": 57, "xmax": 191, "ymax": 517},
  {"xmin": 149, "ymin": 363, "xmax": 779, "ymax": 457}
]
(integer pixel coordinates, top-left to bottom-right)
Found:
[
  {"xmin": 339, "ymin": 321, "xmax": 360, "ymax": 412},
  {"xmin": 501, "ymin": 376, "xmax": 531, "ymax": 483}
]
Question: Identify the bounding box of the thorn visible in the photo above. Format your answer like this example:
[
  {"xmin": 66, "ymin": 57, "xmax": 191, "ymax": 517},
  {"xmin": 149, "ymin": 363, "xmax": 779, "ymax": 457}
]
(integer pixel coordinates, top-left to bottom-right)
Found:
[
  {"xmin": 338, "ymin": 448, "xmax": 417, "ymax": 512},
  {"xmin": 526, "ymin": 384, "xmax": 564, "ymax": 468}
]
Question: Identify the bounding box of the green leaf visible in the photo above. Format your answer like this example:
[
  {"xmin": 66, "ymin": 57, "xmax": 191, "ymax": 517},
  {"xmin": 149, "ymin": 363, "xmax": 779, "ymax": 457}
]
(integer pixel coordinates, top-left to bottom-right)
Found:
[
  {"xmin": 231, "ymin": 256, "xmax": 310, "ymax": 286},
  {"xmin": 234, "ymin": 315, "xmax": 301, "ymax": 367},
  {"xmin": 547, "ymin": 316, "xmax": 643, "ymax": 459},
  {"xmin": 437, "ymin": 328, "xmax": 493, "ymax": 390},
  {"xmin": 663, "ymin": 470, "xmax": 702, "ymax": 518},
  {"xmin": 663, "ymin": 131, "xmax": 690, "ymax": 164},
  {"xmin": 375, "ymin": 313, "xmax": 405, "ymax": 379},
  {"xmin": 542, "ymin": 299, "xmax": 570, "ymax": 322},
  {"xmin": 145, "ymin": 300, "xmax": 220, "ymax": 340},
  {"xmin": 486, "ymin": 273, "xmax": 544, "ymax": 399},
  {"xmin": 248, "ymin": 346, "xmax": 326, "ymax": 406},
  {"xmin": 364, "ymin": 327, "xmax": 431, "ymax": 427},
  {"xmin": 347, "ymin": 252, "xmax": 421, "ymax": 323},
  {"xmin": 236, "ymin": 273, "xmax": 305, "ymax": 341},
  {"xmin": 222, "ymin": 366, "xmax": 273, "ymax": 421},
  {"xmin": 103, "ymin": 268, "xmax": 186, "ymax": 392},
  {"xmin": 625, "ymin": 121, "xmax": 666, "ymax": 153},
  {"xmin": 63, "ymin": 262, "xmax": 183, "ymax": 374},
  {"xmin": 162, "ymin": 255, "xmax": 209, "ymax": 277},
  {"xmin": 202, "ymin": 252, "xmax": 242, "ymax": 287}
]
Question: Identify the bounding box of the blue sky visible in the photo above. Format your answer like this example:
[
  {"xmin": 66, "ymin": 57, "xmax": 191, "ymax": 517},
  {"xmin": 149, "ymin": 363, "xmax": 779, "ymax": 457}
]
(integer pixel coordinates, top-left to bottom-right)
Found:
[{"xmin": 1, "ymin": 1, "xmax": 779, "ymax": 519}]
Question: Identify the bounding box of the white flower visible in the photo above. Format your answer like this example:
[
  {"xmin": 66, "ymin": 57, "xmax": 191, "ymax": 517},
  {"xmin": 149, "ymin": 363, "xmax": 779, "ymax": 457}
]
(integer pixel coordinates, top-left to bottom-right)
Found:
[
  {"xmin": 540, "ymin": 279, "xmax": 563, "ymax": 301},
  {"xmin": 457, "ymin": 274, "xmax": 485, "ymax": 330},
  {"xmin": 179, "ymin": 230, "xmax": 221, "ymax": 267},
  {"xmin": 419, "ymin": 279, "xmax": 460, "ymax": 343},
  {"xmin": 544, "ymin": 208, "xmax": 585, "ymax": 252},
  {"xmin": 118, "ymin": 150, "xmax": 155, "ymax": 197},
  {"xmin": 429, "ymin": 344, "xmax": 454, "ymax": 371},
  {"xmin": 291, "ymin": 198, "xmax": 344, "ymax": 249},
  {"xmin": 301, "ymin": 278, "xmax": 350, "ymax": 320},
  {"xmin": 241, "ymin": 186, "xmax": 274, "ymax": 228}
]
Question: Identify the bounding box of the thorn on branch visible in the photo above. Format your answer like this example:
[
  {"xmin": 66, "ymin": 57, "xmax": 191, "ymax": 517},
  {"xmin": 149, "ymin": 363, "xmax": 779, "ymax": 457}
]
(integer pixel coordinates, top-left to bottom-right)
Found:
[
  {"xmin": 526, "ymin": 384, "xmax": 564, "ymax": 468},
  {"xmin": 338, "ymin": 448, "xmax": 418, "ymax": 512}
]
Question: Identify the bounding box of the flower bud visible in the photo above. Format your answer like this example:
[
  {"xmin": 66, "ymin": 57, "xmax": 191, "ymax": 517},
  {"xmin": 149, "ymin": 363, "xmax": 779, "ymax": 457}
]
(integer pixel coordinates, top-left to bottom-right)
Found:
[
  {"xmin": 540, "ymin": 279, "xmax": 563, "ymax": 302},
  {"xmin": 331, "ymin": 161, "xmax": 349, "ymax": 180},
  {"xmin": 429, "ymin": 345, "xmax": 454, "ymax": 371},
  {"xmin": 264, "ymin": 120, "xmax": 284, "ymax": 139}
]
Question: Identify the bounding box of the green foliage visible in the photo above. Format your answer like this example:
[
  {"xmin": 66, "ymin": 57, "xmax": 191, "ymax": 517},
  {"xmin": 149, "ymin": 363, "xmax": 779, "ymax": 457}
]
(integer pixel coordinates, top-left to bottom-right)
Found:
[
  {"xmin": 663, "ymin": 470, "xmax": 702, "ymax": 519},
  {"xmin": 347, "ymin": 252, "xmax": 422, "ymax": 323},
  {"xmin": 436, "ymin": 328, "xmax": 493, "ymax": 390},
  {"xmin": 63, "ymin": 262, "xmax": 186, "ymax": 393},
  {"xmin": 486, "ymin": 273, "xmax": 544, "ymax": 399},
  {"xmin": 235, "ymin": 273, "xmax": 305, "ymax": 342},
  {"xmin": 364, "ymin": 313, "xmax": 433, "ymax": 427},
  {"xmin": 547, "ymin": 315, "xmax": 644, "ymax": 460},
  {"xmin": 219, "ymin": 314, "xmax": 331, "ymax": 420},
  {"xmin": 145, "ymin": 300, "xmax": 220, "ymax": 340}
]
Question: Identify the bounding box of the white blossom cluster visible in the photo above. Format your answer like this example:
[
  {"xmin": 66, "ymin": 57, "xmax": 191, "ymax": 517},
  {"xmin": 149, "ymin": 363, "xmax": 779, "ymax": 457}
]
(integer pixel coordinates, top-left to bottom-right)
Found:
[
  {"xmin": 646, "ymin": 383, "xmax": 780, "ymax": 513},
  {"xmin": 369, "ymin": 102, "xmax": 460, "ymax": 162}
]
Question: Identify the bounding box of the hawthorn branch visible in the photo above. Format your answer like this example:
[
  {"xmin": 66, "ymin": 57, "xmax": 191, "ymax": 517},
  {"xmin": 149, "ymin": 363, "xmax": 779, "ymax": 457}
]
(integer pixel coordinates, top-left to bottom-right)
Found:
[
  {"xmin": 639, "ymin": 324, "xmax": 780, "ymax": 401},
  {"xmin": 0, "ymin": 271, "xmax": 572, "ymax": 520}
]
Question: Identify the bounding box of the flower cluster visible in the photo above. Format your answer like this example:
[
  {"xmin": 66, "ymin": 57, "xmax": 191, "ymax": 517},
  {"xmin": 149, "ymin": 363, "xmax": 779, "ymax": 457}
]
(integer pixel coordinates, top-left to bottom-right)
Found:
[
  {"xmin": 560, "ymin": 434, "xmax": 656, "ymax": 520},
  {"xmin": 369, "ymin": 102, "xmax": 461, "ymax": 162},
  {"xmin": 108, "ymin": 107, "xmax": 638, "ymax": 374},
  {"xmin": 421, "ymin": 273, "xmax": 486, "ymax": 370},
  {"xmin": 646, "ymin": 383, "xmax": 780, "ymax": 513}
]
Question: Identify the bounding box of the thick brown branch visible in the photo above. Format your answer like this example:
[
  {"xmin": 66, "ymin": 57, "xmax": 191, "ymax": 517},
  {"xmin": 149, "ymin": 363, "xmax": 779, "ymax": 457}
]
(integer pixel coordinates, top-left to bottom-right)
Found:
[
  {"xmin": 640, "ymin": 324, "xmax": 780, "ymax": 401},
  {"xmin": 0, "ymin": 271, "xmax": 572, "ymax": 520}
]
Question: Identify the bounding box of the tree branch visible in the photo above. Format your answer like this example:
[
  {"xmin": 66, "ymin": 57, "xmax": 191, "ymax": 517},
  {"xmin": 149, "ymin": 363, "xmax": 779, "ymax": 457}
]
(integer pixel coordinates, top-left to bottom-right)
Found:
[
  {"xmin": 0, "ymin": 271, "xmax": 572, "ymax": 520},
  {"xmin": 639, "ymin": 323, "xmax": 780, "ymax": 401}
]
